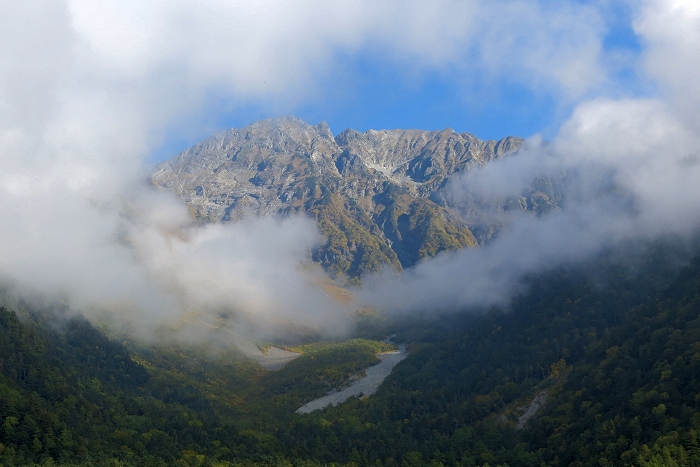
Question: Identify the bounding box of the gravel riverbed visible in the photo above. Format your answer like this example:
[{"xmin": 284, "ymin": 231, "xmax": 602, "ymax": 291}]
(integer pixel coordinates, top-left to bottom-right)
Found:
[{"xmin": 296, "ymin": 345, "xmax": 407, "ymax": 414}]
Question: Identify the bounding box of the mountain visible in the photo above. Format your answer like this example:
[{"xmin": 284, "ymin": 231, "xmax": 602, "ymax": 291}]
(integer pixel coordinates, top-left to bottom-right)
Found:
[{"xmin": 152, "ymin": 116, "xmax": 527, "ymax": 280}]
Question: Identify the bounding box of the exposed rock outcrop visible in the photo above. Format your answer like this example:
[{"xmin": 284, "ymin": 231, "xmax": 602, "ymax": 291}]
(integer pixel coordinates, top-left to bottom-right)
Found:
[{"xmin": 153, "ymin": 116, "xmax": 531, "ymax": 279}]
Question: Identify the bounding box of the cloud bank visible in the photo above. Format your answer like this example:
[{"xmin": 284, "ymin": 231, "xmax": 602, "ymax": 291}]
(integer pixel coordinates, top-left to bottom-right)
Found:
[
  {"xmin": 360, "ymin": 1, "xmax": 700, "ymax": 314},
  {"xmin": 0, "ymin": 0, "xmax": 698, "ymax": 340}
]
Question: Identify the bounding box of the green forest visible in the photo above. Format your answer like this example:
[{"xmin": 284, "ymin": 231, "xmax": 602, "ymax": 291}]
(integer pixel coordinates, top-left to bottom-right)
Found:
[{"xmin": 3, "ymin": 240, "xmax": 700, "ymax": 466}]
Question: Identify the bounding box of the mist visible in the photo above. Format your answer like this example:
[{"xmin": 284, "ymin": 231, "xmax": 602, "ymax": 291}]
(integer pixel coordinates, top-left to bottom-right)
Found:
[
  {"xmin": 1, "ymin": 1, "xmax": 699, "ymax": 343},
  {"xmin": 360, "ymin": 1, "xmax": 700, "ymax": 313}
]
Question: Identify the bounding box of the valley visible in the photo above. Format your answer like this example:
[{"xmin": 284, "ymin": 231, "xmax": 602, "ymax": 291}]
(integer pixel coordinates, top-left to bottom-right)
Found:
[
  {"xmin": 3, "ymin": 1, "xmax": 699, "ymax": 466},
  {"xmin": 1, "ymin": 120, "xmax": 699, "ymax": 466},
  {"xmin": 2, "ymin": 238, "xmax": 700, "ymax": 466}
]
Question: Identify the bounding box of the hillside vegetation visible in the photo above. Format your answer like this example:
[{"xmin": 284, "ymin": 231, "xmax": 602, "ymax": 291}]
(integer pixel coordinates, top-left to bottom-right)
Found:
[{"xmin": 2, "ymin": 242, "xmax": 700, "ymax": 465}]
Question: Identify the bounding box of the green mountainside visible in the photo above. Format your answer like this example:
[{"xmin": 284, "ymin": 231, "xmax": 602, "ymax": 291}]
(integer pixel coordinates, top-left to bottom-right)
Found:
[
  {"xmin": 3, "ymin": 240, "xmax": 700, "ymax": 465},
  {"xmin": 152, "ymin": 117, "xmax": 522, "ymax": 280}
]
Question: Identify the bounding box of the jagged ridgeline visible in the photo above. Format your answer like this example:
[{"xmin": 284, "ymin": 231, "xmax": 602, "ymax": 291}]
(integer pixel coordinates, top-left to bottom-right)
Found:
[{"xmin": 152, "ymin": 116, "xmax": 526, "ymax": 279}]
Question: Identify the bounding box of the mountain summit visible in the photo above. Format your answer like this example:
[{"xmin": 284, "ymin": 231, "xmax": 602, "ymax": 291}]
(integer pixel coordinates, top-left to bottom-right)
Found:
[{"xmin": 153, "ymin": 117, "xmax": 526, "ymax": 280}]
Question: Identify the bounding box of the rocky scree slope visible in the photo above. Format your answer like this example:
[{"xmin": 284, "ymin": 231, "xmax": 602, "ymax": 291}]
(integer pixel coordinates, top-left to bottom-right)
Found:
[{"xmin": 152, "ymin": 116, "xmax": 536, "ymax": 280}]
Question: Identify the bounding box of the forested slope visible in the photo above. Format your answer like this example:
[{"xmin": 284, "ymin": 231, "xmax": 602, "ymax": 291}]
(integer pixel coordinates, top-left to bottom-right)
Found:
[
  {"xmin": 0, "ymin": 310, "xmax": 255, "ymax": 466},
  {"xmin": 276, "ymin": 245, "xmax": 700, "ymax": 466},
  {"xmin": 2, "ymin": 242, "xmax": 700, "ymax": 466}
]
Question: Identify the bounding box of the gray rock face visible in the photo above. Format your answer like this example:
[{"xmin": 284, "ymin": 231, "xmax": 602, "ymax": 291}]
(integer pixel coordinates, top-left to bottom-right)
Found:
[
  {"xmin": 152, "ymin": 116, "xmax": 528, "ymax": 279},
  {"xmin": 154, "ymin": 116, "xmax": 521, "ymax": 220},
  {"xmin": 335, "ymin": 127, "xmax": 520, "ymax": 194},
  {"xmin": 153, "ymin": 116, "xmax": 340, "ymax": 221}
]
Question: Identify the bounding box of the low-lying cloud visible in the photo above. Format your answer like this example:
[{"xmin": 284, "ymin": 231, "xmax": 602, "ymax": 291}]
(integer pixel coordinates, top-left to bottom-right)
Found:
[
  {"xmin": 360, "ymin": 1, "xmax": 700, "ymax": 313},
  {"xmin": 0, "ymin": 0, "xmax": 698, "ymax": 342}
]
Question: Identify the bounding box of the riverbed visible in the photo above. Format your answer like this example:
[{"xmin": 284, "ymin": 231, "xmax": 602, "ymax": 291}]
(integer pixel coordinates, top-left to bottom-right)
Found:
[{"xmin": 296, "ymin": 344, "xmax": 407, "ymax": 414}]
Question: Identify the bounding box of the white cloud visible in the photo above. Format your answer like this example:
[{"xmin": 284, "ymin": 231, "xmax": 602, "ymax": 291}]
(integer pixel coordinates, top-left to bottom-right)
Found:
[
  {"xmin": 473, "ymin": 1, "xmax": 606, "ymax": 98},
  {"xmin": 634, "ymin": 0, "xmax": 700, "ymax": 127},
  {"xmin": 63, "ymin": 0, "xmax": 609, "ymax": 111},
  {"xmin": 359, "ymin": 0, "xmax": 700, "ymax": 315},
  {"xmin": 1, "ymin": 0, "xmax": 695, "ymax": 339}
]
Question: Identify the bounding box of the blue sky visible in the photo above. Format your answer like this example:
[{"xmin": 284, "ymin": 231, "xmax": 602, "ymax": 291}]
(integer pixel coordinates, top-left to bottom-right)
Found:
[{"xmin": 145, "ymin": 1, "xmax": 651, "ymax": 163}]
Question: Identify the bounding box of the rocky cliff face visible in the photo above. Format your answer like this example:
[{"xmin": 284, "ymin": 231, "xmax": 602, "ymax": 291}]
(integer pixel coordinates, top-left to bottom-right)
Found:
[{"xmin": 153, "ymin": 116, "xmax": 529, "ymax": 280}]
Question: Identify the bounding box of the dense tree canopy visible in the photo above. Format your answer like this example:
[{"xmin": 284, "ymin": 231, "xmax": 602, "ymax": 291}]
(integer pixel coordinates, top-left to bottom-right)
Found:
[{"xmin": 2, "ymin": 242, "xmax": 700, "ymax": 466}]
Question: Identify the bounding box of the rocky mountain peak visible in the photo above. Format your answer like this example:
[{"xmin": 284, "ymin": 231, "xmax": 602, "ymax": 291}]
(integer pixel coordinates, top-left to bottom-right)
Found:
[
  {"xmin": 242, "ymin": 116, "xmax": 335, "ymax": 148},
  {"xmin": 153, "ymin": 117, "xmax": 535, "ymax": 279}
]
